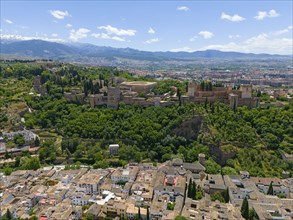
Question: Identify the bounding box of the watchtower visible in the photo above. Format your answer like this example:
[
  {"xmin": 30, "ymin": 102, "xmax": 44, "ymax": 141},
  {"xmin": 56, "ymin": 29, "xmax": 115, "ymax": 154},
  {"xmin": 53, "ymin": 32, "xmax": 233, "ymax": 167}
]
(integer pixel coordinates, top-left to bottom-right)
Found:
[
  {"xmin": 239, "ymin": 84, "xmax": 252, "ymax": 99},
  {"xmin": 188, "ymin": 82, "xmax": 195, "ymax": 97},
  {"xmin": 107, "ymin": 87, "xmax": 121, "ymax": 108}
]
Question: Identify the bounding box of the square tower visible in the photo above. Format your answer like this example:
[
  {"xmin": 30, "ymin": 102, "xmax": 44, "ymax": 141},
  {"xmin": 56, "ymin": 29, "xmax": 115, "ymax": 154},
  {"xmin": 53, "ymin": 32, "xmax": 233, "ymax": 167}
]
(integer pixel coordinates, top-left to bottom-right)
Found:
[{"xmin": 239, "ymin": 84, "xmax": 252, "ymax": 99}]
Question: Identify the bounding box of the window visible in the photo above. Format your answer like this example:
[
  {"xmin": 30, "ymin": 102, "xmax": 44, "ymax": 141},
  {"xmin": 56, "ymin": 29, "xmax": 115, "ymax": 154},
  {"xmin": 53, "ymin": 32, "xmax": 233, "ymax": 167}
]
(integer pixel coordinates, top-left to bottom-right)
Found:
[{"xmin": 191, "ymin": 204, "xmax": 197, "ymax": 208}]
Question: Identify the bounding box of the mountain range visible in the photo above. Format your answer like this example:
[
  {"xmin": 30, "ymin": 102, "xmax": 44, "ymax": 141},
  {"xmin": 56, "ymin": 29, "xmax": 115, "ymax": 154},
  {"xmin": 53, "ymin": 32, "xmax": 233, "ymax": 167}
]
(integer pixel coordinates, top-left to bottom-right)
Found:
[{"xmin": 0, "ymin": 39, "xmax": 291, "ymax": 64}]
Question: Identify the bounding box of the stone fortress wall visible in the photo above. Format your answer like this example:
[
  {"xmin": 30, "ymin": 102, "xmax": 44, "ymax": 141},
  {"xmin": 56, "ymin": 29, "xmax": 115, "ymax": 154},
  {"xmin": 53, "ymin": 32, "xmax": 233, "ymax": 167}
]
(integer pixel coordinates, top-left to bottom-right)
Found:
[
  {"xmin": 32, "ymin": 75, "xmax": 259, "ymax": 109},
  {"xmin": 184, "ymin": 82, "xmax": 259, "ymax": 108}
]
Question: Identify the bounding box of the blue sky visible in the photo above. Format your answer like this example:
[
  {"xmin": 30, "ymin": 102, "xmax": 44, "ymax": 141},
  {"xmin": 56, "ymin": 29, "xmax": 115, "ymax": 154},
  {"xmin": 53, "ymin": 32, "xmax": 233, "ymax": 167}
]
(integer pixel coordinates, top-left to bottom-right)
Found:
[{"xmin": 1, "ymin": 1, "xmax": 292, "ymax": 54}]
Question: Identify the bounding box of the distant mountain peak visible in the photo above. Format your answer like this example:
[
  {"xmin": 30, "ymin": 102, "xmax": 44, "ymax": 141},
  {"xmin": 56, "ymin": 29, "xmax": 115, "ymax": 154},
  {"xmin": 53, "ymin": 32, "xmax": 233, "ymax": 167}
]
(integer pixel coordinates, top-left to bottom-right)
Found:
[{"xmin": 0, "ymin": 39, "xmax": 291, "ymax": 63}]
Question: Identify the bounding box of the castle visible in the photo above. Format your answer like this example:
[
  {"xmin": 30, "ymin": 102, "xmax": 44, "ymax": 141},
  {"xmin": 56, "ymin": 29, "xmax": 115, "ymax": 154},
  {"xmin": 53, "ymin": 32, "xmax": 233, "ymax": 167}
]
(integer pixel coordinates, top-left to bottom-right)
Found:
[
  {"xmin": 89, "ymin": 81, "xmax": 172, "ymax": 108},
  {"xmin": 64, "ymin": 88, "xmax": 86, "ymax": 104},
  {"xmin": 32, "ymin": 75, "xmax": 259, "ymax": 109},
  {"xmin": 183, "ymin": 82, "xmax": 260, "ymax": 108},
  {"xmin": 64, "ymin": 81, "xmax": 259, "ymax": 109}
]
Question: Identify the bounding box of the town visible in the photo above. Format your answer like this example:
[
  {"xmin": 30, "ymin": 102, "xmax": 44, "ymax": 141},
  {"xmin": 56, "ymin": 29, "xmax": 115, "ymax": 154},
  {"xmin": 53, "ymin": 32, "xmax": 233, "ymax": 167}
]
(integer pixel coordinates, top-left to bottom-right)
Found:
[{"xmin": 0, "ymin": 150, "xmax": 293, "ymax": 220}]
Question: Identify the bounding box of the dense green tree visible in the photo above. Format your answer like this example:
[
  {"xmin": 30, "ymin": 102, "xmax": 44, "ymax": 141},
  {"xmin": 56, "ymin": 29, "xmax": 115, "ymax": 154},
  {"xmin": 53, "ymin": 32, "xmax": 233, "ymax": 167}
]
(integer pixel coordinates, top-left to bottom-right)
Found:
[
  {"xmin": 14, "ymin": 156, "xmax": 21, "ymax": 168},
  {"xmin": 20, "ymin": 156, "xmax": 41, "ymax": 170},
  {"xmin": 4, "ymin": 150, "xmax": 11, "ymax": 159},
  {"xmin": 222, "ymin": 166, "xmax": 238, "ymax": 175},
  {"xmin": 249, "ymin": 208, "xmax": 260, "ymax": 220},
  {"xmin": 34, "ymin": 137, "xmax": 40, "ymax": 146},
  {"xmin": 4, "ymin": 167, "xmax": 12, "ymax": 176},
  {"xmin": 175, "ymin": 216, "xmax": 187, "ymax": 220},
  {"xmin": 195, "ymin": 185, "xmax": 203, "ymax": 200},
  {"xmin": 83, "ymin": 213, "xmax": 94, "ymax": 220},
  {"xmin": 205, "ymin": 158, "xmax": 221, "ymax": 174},
  {"xmin": 167, "ymin": 202, "xmax": 175, "ymax": 210},
  {"xmin": 14, "ymin": 134, "xmax": 25, "ymax": 146},
  {"xmin": 211, "ymin": 192, "xmax": 225, "ymax": 203},
  {"xmin": 39, "ymin": 139, "xmax": 56, "ymax": 162}
]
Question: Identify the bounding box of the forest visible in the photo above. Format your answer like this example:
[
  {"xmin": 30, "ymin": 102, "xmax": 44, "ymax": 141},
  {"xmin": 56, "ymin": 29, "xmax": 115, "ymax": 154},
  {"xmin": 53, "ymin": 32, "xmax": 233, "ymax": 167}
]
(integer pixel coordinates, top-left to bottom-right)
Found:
[{"xmin": 0, "ymin": 61, "xmax": 292, "ymax": 177}]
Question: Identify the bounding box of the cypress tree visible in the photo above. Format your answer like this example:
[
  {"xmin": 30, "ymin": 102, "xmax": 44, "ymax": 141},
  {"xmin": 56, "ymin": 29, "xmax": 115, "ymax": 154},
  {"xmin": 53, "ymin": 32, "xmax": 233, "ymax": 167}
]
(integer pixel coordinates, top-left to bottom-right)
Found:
[
  {"xmin": 192, "ymin": 181, "xmax": 197, "ymax": 200},
  {"xmin": 223, "ymin": 187, "xmax": 230, "ymax": 203},
  {"xmin": 204, "ymin": 97, "xmax": 208, "ymax": 109},
  {"xmin": 6, "ymin": 208, "xmax": 12, "ymax": 220},
  {"xmin": 233, "ymin": 99, "xmax": 237, "ymax": 112},
  {"xmin": 267, "ymin": 181, "xmax": 274, "ymax": 195},
  {"xmin": 188, "ymin": 178, "xmax": 192, "ymax": 198},
  {"xmin": 241, "ymin": 197, "xmax": 249, "ymax": 219},
  {"xmin": 197, "ymin": 185, "xmax": 202, "ymax": 192},
  {"xmin": 138, "ymin": 206, "xmax": 141, "ymax": 220},
  {"xmin": 146, "ymin": 207, "xmax": 150, "ymax": 220},
  {"xmin": 34, "ymin": 137, "xmax": 40, "ymax": 146}
]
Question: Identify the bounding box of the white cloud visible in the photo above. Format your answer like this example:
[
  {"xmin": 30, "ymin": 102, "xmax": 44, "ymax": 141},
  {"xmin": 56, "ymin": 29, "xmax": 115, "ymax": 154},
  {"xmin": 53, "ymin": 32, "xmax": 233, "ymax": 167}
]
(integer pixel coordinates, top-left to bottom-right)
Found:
[
  {"xmin": 189, "ymin": 36, "xmax": 197, "ymax": 42},
  {"xmin": 0, "ymin": 29, "xmax": 2, "ymax": 32},
  {"xmin": 0, "ymin": 34, "xmax": 64, "ymax": 42},
  {"xmin": 144, "ymin": 38, "xmax": 159, "ymax": 44},
  {"xmin": 112, "ymin": 36, "xmax": 125, "ymax": 42},
  {"xmin": 198, "ymin": 31, "xmax": 214, "ymax": 39},
  {"xmin": 228, "ymin": 34, "xmax": 241, "ymax": 39},
  {"xmin": 148, "ymin": 27, "xmax": 155, "ymax": 34},
  {"xmin": 254, "ymin": 11, "xmax": 267, "ymax": 20},
  {"xmin": 177, "ymin": 6, "xmax": 190, "ymax": 11},
  {"xmin": 69, "ymin": 28, "xmax": 90, "ymax": 41},
  {"xmin": 92, "ymin": 33, "xmax": 109, "ymax": 39},
  {"xmin": 92, "ymin": 33, "xmax": 125, "ymax": 42},
  {"xmin": 273, "ymin": 29, "xmax": 288, "ymax": 36},
  {"xmin": 254, "ymin": 9, "xmax": 280, "ymax": 20},
  {"xmin": 98, "ymin": 25, "xmax": 136, "ymax": 36},
  {"xmin": 66, "ymin": 24, "xmax": 72, "ymax": 28},
  {"xmin": 51, "ymin": 33, "xmax": 58, "ymax": 37},
  {"xmin": 170, "ymin": 46, "xmax": 193, "ymax": 52},
  {"xmin": 221, "ymin": 12, "xmax": 245, "ymax": 22},
  {"xmin": 268, "ymin": 9, "xmax": 280, "ymax": 17},
  {"xmin": 4, "ymin": 19, "xmax": 13, "ymax": 24},
  {"xmin": 50, "ymin": 10, "xmax": 70, "ymax": 20},
  {"xmin": 271, "ymin": 25, "xmax": 293, "ymax": 36},
  {"xmin": 19, "ymin": 25, "xmax": 29, "ymax": 29},
  {"xmin": 199, "ymin": 33, "xmax": 292, "ymax": 55}
]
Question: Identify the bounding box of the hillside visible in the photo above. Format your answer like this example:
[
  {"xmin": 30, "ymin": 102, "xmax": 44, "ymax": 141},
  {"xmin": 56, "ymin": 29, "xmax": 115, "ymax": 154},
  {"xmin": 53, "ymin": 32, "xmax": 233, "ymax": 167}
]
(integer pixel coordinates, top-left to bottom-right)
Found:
[{"xmin": 1, "ymin": 61, "xmax": 292, "ymax": 178}]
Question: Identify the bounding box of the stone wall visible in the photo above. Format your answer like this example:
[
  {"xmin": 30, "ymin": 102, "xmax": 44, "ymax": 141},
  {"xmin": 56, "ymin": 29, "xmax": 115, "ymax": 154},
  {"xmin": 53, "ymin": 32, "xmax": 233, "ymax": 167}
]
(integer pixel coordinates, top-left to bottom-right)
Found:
[{"xmin": 187, "ymin": 82, "xmax": 259, "ymax": 108}]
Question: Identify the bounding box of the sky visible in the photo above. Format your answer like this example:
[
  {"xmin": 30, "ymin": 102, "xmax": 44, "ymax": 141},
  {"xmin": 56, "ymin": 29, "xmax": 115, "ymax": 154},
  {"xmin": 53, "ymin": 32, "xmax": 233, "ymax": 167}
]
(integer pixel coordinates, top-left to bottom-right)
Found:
[{"xmin": 1, "ymin": 1, "xmax": 293, "ymax": 54}]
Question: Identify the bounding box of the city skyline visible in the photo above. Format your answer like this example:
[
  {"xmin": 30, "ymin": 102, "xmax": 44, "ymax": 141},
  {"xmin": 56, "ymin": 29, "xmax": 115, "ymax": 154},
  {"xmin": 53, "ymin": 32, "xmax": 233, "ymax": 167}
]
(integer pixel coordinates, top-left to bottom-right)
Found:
[{"xmin": 1, "ymin": 0, "xmax": 293, "ymax": 54}]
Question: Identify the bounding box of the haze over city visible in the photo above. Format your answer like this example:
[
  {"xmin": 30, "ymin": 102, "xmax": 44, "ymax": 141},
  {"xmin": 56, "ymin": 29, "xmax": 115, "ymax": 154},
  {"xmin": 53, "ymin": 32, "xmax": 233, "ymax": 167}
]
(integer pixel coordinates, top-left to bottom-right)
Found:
[{"xmin": 1, "ymin": 0, "xmax": 293, "ymax": 54}]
